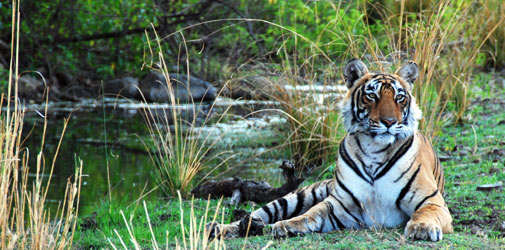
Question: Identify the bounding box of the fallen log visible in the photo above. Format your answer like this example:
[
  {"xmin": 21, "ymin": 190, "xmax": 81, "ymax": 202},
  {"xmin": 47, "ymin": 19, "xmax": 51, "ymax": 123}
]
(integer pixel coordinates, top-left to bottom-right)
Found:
[{"xmin": 191, "ymin": 161, "xmax": 304, "ymax": 204}]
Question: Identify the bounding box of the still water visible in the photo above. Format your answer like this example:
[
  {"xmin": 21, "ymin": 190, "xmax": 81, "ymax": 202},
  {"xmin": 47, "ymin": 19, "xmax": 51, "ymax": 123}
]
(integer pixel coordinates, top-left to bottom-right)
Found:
[{"xmin": 21, "ymin": 97, "xmax": 287, "ymax": 216}]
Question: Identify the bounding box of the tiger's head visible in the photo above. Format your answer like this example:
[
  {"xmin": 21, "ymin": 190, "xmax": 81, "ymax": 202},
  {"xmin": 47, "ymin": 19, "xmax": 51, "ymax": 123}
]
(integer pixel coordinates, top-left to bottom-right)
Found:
[{"xmin": 340, "ymin": 59, "xmax": 422, "ymax": 144}]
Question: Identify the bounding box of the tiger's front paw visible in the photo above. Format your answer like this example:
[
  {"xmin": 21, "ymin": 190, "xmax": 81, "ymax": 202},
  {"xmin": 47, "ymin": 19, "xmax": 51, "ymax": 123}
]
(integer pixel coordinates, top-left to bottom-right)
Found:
[
  {"xmin": 271, "ymin": 220, "xmax": 309, "ymax": 238},
  {"xmin": 404, "ymin": 220, "xmax": 443, "ymax": 241},
  {"xmin": 206, "ymin": 222, "xmax": 239, "ymax": 239}
]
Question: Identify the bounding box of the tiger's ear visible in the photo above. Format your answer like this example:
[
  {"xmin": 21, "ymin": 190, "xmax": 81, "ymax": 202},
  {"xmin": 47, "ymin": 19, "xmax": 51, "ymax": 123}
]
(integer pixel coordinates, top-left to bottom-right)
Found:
[
  {"xmin": 396, "ymin": 61, "xmax": 419, "ymax": 87},
  {"xmin": 343, "ymin": 58, "xmax": 368, "ymax": 89}
]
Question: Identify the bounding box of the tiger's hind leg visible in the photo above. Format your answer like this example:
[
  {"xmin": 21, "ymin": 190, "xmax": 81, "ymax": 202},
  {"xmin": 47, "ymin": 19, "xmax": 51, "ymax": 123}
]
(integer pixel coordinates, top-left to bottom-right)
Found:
[
  {"xmin": 207, "ymin": 179, "xmax": 334, "ymax": 238},
  {"xmin": 271, "ymin": 191, "xmax": 360, "ymax": 237}
]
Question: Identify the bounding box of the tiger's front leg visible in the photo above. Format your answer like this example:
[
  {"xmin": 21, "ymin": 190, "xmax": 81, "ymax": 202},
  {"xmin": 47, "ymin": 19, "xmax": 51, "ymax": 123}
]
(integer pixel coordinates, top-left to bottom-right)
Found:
[
  {"xmin": 272, "ymin": 193, "xmax": 359, "ymax": 238},
  {"xmin": 404, "ymin": 192, "xmax": 453, "ymax": 241}
]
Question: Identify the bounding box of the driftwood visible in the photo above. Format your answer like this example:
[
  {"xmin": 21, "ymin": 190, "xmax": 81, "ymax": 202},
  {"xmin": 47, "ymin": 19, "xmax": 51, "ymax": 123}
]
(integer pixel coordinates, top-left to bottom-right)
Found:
[{"xmin": 191, "ymin": 161, "xmax": 304, "ymax": 204}]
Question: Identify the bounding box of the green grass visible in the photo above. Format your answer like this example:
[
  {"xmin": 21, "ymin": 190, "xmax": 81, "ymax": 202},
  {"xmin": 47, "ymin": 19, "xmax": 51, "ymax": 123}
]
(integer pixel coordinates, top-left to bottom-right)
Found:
[
  {"xmin": 74, "ymin": 197, "xmax": 258, "ymax": 249},
  {"xmin": 75, "ymin": 75, "xmax": 505, "ymax": 249}
]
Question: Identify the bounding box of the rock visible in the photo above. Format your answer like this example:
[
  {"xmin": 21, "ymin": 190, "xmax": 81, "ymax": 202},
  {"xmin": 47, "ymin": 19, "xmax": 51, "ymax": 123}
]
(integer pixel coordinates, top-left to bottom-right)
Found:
[
  {"xmin": 476, "ymin": 182, "xmax": 503, "ymax": 191},
  {"xmin": 226, "ymin": 76, "xmax": 281, "ymax": 100},
  {"xmin": 103, "ymin": 77, "xmax": 139, "ymax": 99},
  {"xmin": 438, "ymin": 155, "xmax": 452, "ymax": 162},
  {"xmin": 138, "ymin": 72, "xmax": 216, "ymax": 103},
  {"xmin": 15, "ymin": 74, "xmax": 45, "ymax": 101},
  {"xmin": 17, "ymin": 74, "xmax": 45, "ymax": 92}
]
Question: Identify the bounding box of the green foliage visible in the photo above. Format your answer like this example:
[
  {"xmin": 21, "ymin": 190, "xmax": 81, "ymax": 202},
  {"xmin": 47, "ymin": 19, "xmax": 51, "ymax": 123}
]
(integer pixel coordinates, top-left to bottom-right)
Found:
[
  {"xmin": 263, "ymin": 1, "xmax": 382, "ymax": 59},
  {"xmin": 1, "ymin": 0, "xmax": 160, "ymax": 78}
]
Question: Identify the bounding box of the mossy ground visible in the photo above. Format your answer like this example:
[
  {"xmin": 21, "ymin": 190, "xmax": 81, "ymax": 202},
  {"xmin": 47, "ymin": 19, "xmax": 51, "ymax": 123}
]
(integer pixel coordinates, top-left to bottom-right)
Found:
[{"xmin": 75, "ymin": 74, "xmax": 505, "ymax": 249}]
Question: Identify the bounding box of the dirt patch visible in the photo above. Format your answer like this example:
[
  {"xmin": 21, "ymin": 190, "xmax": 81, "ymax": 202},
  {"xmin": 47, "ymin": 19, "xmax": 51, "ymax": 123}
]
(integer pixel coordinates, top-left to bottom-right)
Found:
[{"xmin": 452, "ymin": 204, "xmax": 505, "ymax": 238}]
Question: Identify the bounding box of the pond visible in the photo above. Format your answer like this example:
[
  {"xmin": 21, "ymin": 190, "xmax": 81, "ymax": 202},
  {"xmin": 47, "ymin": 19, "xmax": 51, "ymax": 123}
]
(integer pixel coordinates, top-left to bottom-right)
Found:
[{"xmin": 21, "ymin": 97, "xmax": 288, "ymax": 216}]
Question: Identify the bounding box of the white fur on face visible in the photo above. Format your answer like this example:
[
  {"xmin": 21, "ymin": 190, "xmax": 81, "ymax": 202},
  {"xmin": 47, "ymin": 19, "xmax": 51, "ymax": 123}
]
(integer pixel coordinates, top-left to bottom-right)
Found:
[{"xmin": 340, "ymin": 80, "xmax": 422, "ymax": 144}]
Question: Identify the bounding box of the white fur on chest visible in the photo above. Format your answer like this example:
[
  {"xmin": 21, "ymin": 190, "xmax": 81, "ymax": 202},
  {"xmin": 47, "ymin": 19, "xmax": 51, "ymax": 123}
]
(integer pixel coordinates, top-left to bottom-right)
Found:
[
  {"xmin": 337, "ymin": 134, "xmax": 419, "ymax": 228},
  {"xmin": 359, "ymin": 178, "xmax": 410, "ymax": 227}
]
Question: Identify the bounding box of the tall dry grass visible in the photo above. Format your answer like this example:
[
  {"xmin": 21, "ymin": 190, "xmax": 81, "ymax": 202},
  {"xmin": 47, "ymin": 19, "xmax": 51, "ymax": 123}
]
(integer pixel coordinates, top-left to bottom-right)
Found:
[
  {"xmin": 141, "ymin": 27, "xmax": 233, "ymax": 198},
  {"xmin": 0, "ymin": 1, "xmax": 82, "ymax": 249},
  {"xmin": 269, "ymin": 72, "xmax": 345, "ymax": 171}
]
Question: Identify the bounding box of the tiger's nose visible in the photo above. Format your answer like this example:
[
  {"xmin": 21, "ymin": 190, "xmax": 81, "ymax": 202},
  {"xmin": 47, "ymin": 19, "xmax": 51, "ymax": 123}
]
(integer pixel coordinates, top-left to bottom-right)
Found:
[{"xmin": 381, "ymin": 117, "xmax": 397, "ymax": 128}]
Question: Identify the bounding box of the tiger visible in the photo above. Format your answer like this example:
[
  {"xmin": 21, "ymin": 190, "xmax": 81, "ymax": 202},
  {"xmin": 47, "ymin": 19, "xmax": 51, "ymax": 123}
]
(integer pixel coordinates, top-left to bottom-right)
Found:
[{"xmin": 208, "ymin": 59, "xmax": 453, "ymax": 241}]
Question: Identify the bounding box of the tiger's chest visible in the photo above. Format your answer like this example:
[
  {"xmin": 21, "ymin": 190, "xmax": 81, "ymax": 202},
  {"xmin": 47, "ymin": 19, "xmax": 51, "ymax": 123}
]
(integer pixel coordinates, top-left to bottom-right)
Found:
[
  {"xmin": 356, "ymin": 178, "xmax": 410, "ymax": 227},
  {"xmin": 338, "ymin": 135, "xmax": 418, "ymax": 228}
]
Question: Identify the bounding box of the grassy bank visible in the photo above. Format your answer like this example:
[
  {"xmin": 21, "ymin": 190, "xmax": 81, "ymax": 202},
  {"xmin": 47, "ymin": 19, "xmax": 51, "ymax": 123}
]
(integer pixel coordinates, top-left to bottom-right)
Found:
[{"xmin": 75, "ymin": 72, "xmax": 505, "ymax": 249}]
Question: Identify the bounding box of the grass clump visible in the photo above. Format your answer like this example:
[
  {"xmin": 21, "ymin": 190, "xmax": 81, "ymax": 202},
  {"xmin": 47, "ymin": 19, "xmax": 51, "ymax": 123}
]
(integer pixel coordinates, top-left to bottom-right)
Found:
[
  {"xmin": 141, "ymin": 29, "xmax": 231, "ymax": 198},
  {"xmin": 272, "ymin": 74, "xmax": 345, "ymax": 171}
]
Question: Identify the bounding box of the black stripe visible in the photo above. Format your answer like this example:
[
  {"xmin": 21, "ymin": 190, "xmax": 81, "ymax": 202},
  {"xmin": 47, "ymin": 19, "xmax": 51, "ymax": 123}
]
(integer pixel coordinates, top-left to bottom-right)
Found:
[
  {"xmin": 291, "ymin": 192, "xmax": 305, "ymax": 218},
  {"xmin": 328, "ymin": 203, "xmax": 345, "ymax": 229},
  {"xmin": 318, "ymin": 216, "xmax": 326, "ymax": 233},
  {"xmin": 404, "ymin": 95, "xmax": 411, "ymax": 121},
  {"xmin": 355, "ymin": 153, "xmax": 374, "ymax": 181},
  {"xmin": 336, "ymin": 176, "xmax": 362, "ymax": 212},
  {"xmin": 395, "ymin": 164, "xmax": 421, "ymax": 210},
  {"xmin": 311, "ymin": 187, "xmax": 318, "ymax": 207},
  {"xmin": 351, "ymin": 86, "xmax": 358, "ymax": 122},
  {"xmin": 278, "ymin": 198, "xmax": 288, "ymax": 220},
  {"xmin": 261, "ymin": 205, "xmax": 273, "ymax": 224},
  {"xmin": 272, "ymin": 201, "xmax": 279, "ymax": 223},
  {"xmin": 373, "ymin": 143, "xmax": 391, "ymax": 154},
  {"xmin": 354, "ymin": 136, "xmax": 367, "ymax": 156},
  {"xmin": 374, "ymin": 136, "xmax": 414, "ymax": 180},
  {"xmin": 393, "ymin": 160, "xmax": 416, "ymax": 183},
  {"xmin": 331, "ymin": 194, "xmax": 360, "ymax": 223},
  {"xmin": 414, "ymin": 190, "xmax": 439, "ymax": 211},
  {"xmin": 354, "ymin": 153, "xmax": 366, "ymax": 168},
  {"xmin": 326, "ymin": 203, "xmax": 337, "ymax": 230},
  {"xmin": 371, "ymin": 74, "xmax": 384, "ymax": 80},
  {"xmin": 408, "ymin": 190, "xmax": 417, "ymax": 203},
  {"xmin": 437, "ymin": 173, "xmax": 443, "ymax": 192},
  {"xmin": 356, "ymin": 90, "xmax": 366, "ymax": 119},
  {"xmin": 339, "ymin": 139, "xmax": 373, "ymax": 185}
]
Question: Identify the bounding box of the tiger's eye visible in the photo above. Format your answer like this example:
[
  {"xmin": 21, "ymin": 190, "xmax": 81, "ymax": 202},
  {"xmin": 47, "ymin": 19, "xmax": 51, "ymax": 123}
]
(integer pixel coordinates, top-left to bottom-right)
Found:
[
  {"xmin": 365, "ymin": 93, "xmax": 376, "ymax": 101},
  {"xmin": 396, "ymin": 94, "xmax": 405, "ymax": 102}
]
